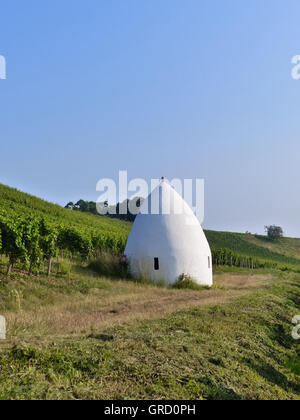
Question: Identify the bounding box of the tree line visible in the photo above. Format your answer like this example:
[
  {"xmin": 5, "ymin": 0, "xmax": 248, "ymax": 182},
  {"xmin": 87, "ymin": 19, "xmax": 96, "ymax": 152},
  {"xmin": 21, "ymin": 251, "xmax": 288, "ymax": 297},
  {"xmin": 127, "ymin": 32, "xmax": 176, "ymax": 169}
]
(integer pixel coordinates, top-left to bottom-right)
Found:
[{"xmin": 65, "ymin": 198, "xmax": 144, "ymax": 222}]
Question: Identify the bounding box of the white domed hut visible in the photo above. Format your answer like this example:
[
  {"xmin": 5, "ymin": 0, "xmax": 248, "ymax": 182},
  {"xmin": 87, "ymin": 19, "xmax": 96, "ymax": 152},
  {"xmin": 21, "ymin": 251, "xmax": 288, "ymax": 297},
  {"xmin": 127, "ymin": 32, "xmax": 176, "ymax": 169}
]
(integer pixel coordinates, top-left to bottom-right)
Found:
[{"xmin": 125, "ymin": 178, "xmax": 213, "ymax": 286}]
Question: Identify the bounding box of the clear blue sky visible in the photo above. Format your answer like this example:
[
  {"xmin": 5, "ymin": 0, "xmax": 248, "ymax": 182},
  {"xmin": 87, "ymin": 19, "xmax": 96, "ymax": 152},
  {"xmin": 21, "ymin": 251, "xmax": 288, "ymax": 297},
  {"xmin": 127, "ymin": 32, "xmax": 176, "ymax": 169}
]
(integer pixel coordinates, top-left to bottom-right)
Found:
[{"xmin": 1, "ymin": 0, "xmax": 300, "ymax": 236}]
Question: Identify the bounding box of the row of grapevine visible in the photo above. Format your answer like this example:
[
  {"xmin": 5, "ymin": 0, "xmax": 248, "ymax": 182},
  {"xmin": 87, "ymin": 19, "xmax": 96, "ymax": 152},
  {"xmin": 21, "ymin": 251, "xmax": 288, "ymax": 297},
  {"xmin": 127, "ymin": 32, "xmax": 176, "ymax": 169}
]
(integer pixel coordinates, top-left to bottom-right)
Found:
[
  {"xmin": 211, "ymin": 247, "xmax": 300, "ymax": 272},
  {"xmin": 1, "ymin": 211, "xmax": 299, "ymax": 279},
  {"xmin": 206, "ymin": 230, "xmax": 300, "ymax": 267},
  {"xmin": 0, "ymin": 214, "xmax": 127, "ymax": 277},
  {"xmin": 0, "ymin": 184, "xmax": 131, "ymax": 240}
]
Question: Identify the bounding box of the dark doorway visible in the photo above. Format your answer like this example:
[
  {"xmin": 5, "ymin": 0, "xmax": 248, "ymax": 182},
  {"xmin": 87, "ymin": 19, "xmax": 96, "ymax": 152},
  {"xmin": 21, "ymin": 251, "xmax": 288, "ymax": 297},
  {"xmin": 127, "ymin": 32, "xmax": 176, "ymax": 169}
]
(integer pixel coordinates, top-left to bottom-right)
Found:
[{"xmin": 154, "ymin": 258, "xmax": 159, "ymax": 271}]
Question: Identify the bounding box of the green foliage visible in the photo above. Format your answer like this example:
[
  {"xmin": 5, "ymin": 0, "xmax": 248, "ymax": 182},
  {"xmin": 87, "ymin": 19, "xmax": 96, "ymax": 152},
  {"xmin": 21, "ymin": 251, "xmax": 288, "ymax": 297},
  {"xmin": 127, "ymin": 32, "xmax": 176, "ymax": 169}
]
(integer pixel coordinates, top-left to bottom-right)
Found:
[
  {"xmin": 65, "ymin": 199, "xmax": 98, "ymax": 215},
  {"xmin": 66, "ymin": 197, "xmax": 144, "ymax": 222},
  {"xmin": 39, "ymin": 219, "xmax": 58, "ymax": 260},
  {"xmin": 173, "ymin": 274, "xmax": 209, "ymax": 291},
  {"xmin": 206, "ymin": 230, "xmax": 300, "ymax": 271},
  {"xmin": 265, "ymin": 225, "xmax": 284, "ymax": 241},
  {"xmin": 22, "ymin": 217, "xmax": 43, "ymax": 273},
  {"xmin": 211, "ymin": 247, "xmax": 300, "ymax": 272},
  {"xmin": 0, "ymin": 184, "xmax": 131, "ymax": 276},
  {"xmin": 0, "ymin": 213, "xmax": 128, "ymax": 276},
  {"xmin": 0, "ymin": 216, "xmax": 28, "ymax": 272},
  {"xmin": 57, "ymin": 226, "xmax": 92, "ymax": 260},
  {"xmin": 0, "ymin": 183, "xmax": 130, "ymax": 243},
  {"xmin": 88, "ymin": 253, "xmax": 130, "ymax": 279}
]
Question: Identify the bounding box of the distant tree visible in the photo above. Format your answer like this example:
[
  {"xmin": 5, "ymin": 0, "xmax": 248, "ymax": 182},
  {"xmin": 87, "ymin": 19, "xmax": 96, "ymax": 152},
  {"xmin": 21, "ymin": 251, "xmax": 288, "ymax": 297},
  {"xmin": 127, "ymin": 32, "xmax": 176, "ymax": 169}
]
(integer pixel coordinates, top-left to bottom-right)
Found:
[
  {"xmin": 87, "ymin": 201, "xmax": 97, "ymax": 215},
  {"xmin": 74, "ymin": 200, "xmax": 87, "ymax": 212},
  {"xmin": 65, "ymin": 202, "xmax": 74, "ymax": 210},
  {"xmin": 265, "ymin": 225, "xmax": 283, "ymax": 241},
  {"xmin": 68, "ymin": 200, "xmax": 97, "ymax": 215}
]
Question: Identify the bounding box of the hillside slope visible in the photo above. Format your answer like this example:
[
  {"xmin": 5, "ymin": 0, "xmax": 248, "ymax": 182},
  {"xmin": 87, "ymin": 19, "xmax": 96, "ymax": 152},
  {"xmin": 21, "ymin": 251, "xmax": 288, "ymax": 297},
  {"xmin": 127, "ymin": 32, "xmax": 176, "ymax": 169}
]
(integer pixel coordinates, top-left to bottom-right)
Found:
[
  {"xmin": 205, "ymin": 230, "xmax": 300, "ymax": 267},
  {"xmin": 1, "ymin": 183, "xmax": 300, "ymax": 269},
  {"xmin": 0, "ymin": 184, "xmax": 131, "ymax": 240}
]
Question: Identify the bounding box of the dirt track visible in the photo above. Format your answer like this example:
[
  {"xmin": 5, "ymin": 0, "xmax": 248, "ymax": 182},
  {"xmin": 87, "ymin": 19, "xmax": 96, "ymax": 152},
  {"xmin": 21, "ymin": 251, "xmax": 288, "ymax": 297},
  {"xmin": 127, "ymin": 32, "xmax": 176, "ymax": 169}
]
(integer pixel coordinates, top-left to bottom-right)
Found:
[{"xmin": 3, "ymin": 272, "xmax": 273, "ymax": 338}]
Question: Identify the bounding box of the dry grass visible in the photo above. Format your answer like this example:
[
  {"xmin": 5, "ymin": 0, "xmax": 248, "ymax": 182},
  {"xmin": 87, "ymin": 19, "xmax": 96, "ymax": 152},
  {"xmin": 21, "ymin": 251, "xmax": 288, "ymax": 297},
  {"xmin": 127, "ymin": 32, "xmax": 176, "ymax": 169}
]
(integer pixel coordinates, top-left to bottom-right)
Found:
[
  {"xmin": 0, "ymin": 267, "xmax": 299, "ymax": 400},
  {"xmin": 2, "ymin": 269, "xmax": 273, "ymax": 339}
]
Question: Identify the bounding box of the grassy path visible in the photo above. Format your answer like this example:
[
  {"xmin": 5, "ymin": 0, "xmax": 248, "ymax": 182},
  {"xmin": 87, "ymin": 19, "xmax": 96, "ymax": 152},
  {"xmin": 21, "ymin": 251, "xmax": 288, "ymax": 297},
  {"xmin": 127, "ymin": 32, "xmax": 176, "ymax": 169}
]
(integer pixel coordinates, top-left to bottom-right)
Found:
[
  {"xmin": 0, "ymin": 268, "xmax": 299, "ymax": 400},
  {"xmin": 1, "ymin": 269, "xmax": 272, "ymax": 338}
]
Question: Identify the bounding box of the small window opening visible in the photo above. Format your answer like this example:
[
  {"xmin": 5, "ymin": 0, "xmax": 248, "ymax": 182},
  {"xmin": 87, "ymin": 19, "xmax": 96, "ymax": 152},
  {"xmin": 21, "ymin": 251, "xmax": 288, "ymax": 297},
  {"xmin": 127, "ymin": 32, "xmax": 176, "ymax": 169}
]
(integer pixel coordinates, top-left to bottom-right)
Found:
[
  {"xmin": 208, "ymin": 256, "xmax": 211, "ymax": 269},
  {"xmin": 154, "ymin": 258, "xmax": 160, "ymax": 271}
]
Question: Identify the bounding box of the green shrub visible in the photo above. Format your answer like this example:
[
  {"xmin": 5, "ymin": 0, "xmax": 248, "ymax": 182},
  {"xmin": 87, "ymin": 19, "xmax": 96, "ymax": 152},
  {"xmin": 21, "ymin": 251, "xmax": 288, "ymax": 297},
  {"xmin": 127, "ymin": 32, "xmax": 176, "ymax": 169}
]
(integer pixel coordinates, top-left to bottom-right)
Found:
[{"xmin": 173, "ymin": 274, "xmax": 210, "ymax": 291}]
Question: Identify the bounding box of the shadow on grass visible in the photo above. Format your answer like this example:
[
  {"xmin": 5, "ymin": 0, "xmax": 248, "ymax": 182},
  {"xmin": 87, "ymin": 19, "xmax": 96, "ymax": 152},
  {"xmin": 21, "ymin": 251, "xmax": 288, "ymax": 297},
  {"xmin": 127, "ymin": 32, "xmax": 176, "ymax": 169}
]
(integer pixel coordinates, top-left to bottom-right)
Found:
[
  {"xmin": 287, "ymin": 292, "xmax": 300, "ymax": 308},
  {"xmin": 242, "ymin": 358, "xmax": 300, "ymax": 394}
]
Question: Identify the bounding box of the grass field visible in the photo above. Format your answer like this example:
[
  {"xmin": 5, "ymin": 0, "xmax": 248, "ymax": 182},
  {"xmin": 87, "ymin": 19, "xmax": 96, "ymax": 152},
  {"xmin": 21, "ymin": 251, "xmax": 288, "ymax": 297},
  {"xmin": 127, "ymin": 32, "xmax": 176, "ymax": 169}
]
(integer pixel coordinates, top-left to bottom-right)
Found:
[{"xmin": 0, "ymin": 263, "xmax": 299, "ymax": 400}]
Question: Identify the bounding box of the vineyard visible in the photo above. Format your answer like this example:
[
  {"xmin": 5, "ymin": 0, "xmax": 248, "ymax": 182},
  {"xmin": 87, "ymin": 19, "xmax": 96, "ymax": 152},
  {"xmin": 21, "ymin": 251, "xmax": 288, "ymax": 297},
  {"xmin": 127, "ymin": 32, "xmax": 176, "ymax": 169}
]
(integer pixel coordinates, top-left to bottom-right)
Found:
[
  {"xmin": 207, "ymin": 231, "xmax": 300, "ymax": 272},
  {"xmin": 1, "ymin": 183, "xmax": 300, "ymax": 277},
  {"xmin": 0, "ymin": 184, "xmax": 131, "ymax": 240},
  {"xmin": 0, "ymin": 213, "xmax": 128, "ymax": 276},
  {"xmin": 0, "ymin": 184, "xmax": 131, "ymax": 276}
]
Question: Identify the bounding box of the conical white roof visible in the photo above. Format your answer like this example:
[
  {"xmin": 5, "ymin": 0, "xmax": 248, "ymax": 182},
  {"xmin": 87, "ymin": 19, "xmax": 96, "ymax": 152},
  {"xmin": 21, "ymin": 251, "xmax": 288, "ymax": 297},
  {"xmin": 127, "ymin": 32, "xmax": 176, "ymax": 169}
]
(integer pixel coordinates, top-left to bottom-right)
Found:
[{"xmin": 125, "ymin": 179, "xmax": 213, "ymax": 286}]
